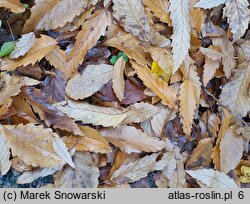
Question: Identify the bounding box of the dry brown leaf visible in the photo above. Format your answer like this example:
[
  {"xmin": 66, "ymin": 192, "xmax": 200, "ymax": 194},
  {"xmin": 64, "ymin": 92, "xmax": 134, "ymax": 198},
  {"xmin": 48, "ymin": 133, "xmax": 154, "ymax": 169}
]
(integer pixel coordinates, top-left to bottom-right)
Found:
[
  {"xmin": 186, "ymin": 138, "xmax": 213, "ymax": 168},
  {"xmin": 0, "ymin": 123, "xmax": 73, "ymax": 168},
  {"xmin": 1, "ymin": 35, "xmax": 57, "ymax": 71},
  {"xmin": 150, "ymin": 103, "xmax": 176, "ymax": 138},
  {"xmin": 11, "ymin": 157, "xmax": 33, "ymax": 173},
  {"xmin": 0, "ymin": 73, "xmax": 39, "ymax": 106},
  {"xmin": 112, "ymin": 57, "xmax": 126, "ymax": 101},
  {"xmin": 21, "ymin": 87, "xmax": 82, "ymax": 136},
  {"xmin": 0, "ymin": 134, "xmax": 11, "ymax": 175},
  {"xmin": 213, "ymin": 37, "xmax": 236, "ymax": 78},
  {"xmin": 100, "ymin": 125, "xmax": 165, "ymax": 154},
  {"xmin": 212, "ymin": 108, "xmax": 232, "ymax": 170},
  {"xmin": 220, "ymin": 126, "xmax": 244, "ymax": 174},
  {"xmin": 131, "ymin": 61, "xmax": 177, "ymax": 110},
  {"xmin": 179, "ymin": 79, "xmax": 197, "ymax": 137},
  {"xmin": 45, "ymin": 45, "xmax": 67, "ymax": 73},
  {"xmin": 54, "ymin": 152, "xmax": 99, "ymax": 188},
  {"xmin": 142, "ymin": 0, "xmax": 171, "ymax": 24},
  {"xmin": 112, "ymin": 0, "xmax": 170, "ymax": 47},
  {"xmin": 35, "ymin": 0, "xmax": 88, "ymax": 30},
  {"xmin": 66, "ymin": 64, "xmax": 113, "ymax": 100},
  {"xmin": 104, "ymin": 34, "xmax": 151, "ymax": 66},
  {"xmin": 63, "ymin": 126, "xmax": 111, "ymax": 154},
  {"xmin": 0, "ymin": 0, "xmax": 25, "ymax": 13},
  {"xmin": 9, "ymin": 32, "xmax": 36, "ymax": 59},
  {"xmin": 64, "ymin": 10, "xmax": 112, "ymax": 79}
]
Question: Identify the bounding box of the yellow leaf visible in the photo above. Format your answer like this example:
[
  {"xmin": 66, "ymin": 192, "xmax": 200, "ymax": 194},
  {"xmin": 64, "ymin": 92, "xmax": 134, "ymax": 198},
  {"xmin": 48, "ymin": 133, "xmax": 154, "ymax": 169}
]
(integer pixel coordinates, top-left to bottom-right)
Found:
[{"xmin": 131, "ymin": 61, "xmax": 177, "ymax": 110}]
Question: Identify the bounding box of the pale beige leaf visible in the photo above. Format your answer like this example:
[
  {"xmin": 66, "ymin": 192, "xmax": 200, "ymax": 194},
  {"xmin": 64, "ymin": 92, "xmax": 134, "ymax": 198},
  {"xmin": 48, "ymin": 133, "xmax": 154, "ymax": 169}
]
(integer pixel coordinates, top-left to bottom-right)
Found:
[
  {"xmin": 63, "ymin": 126, "xmax": 111, "ymax": 154},
  {"xmin": 66, "ymin": 64, "xmax": 113, "ymax": 100},
  {"xmin": 220, "ymin": 126, "xmax": 243, "ymax": 174},
  {"xmin": 169, "ymin": 0, "xmax": 190, "ymax": 72},
  {"xmin": 0, "ymin": 134, "xmax": 11, "ymax": 176},
  {"xmin": 122, "ymin": 102, "xmax": 158, "ymax": 124},
  {"xmin": 53, "ymin": 137, "xmax": 75, "ymax": 168},
  {"xmin": 150, "ymin": 103, "xmax": 176, "ymax": 138},
  {"xmin": 179, "ymin": 79, "xmax": 197, "ymax": 136},
  {"xmin": 160, "ymin": 150, "xmax": 176, "ymax": 180},
  {"xmin": 168, "ymin": 148, "xmax": 186, "ymax": 188},
  {"xmin": 54, "ymin": 152, "xmax": 99, "ymax": 188},
  {"xmin": 55, "ymin": 99, "xmax": 128, "ymax": 127},
  {"xmin": 203, "ymin": 58, "xmax": 220, "ymax": 86},
  {"xmin": 65, "ymin": 10, "xmax": 112, "ymax": 79},
  {"xmin": 0, "ymin": 123, "xmax": 69, "ymax": 168},
  {"xmin": 194, "ymin": 0, "xmax": 226, "ymax": 9},
  {"xmin": 220, "ymin": 61, "xmax": 250, "ymax": 117},
  {"xmin": 112, "ymin": 0, "xmax": 170, "ymax": 47},
  {"xmin": 9, "ymin": 32, "xmax": 36, "ymax": 59},
  {"xmin": 0, "ymin": 0, "xmax": 25, "ymax": 13},
  {"xmin": 223, "ymin": 0, "xmax": 249, "ymax": 41},
  {"xmin": 1, "ymin": 35, "xmax": 57, "ymax": 71},
  {"xmin": 131, "ymin": 61, "xmax": 177, "ymax": 109},
  {"xmin": 100, "ymin": 125, "xmax": 165, "ymax": 154},
  {"xmin": 36, "ymin": 0, "xmax": 88, "ymax": 30},
  {"xmin": 112, "ymin": 57, "xmax": 126, "ymax": 101},
  {"xmin": 110, "ymin": 153, "xmax": 167, "ymax": 184},
  {"xmin": 17, "ymin": 166, "xmax": 62, "ymax": 184},
  {"xmin": 212, "ymin": 37, "xmax": 236, "ymax": 78},
  {"xmin": 199, "ymin": 47, "xmax": 223, "ymax": 61},
  {"xmin": 186, "ymin": 169, "xmax": 238, "ymax": 188}
]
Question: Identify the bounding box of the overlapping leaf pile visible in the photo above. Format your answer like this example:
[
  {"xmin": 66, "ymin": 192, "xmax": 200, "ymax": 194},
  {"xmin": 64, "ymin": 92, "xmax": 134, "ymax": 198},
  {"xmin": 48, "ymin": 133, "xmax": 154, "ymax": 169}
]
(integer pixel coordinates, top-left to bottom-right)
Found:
[{"xmin": 0, "ymin": 0, "xmax": 249, "ymax": 188}]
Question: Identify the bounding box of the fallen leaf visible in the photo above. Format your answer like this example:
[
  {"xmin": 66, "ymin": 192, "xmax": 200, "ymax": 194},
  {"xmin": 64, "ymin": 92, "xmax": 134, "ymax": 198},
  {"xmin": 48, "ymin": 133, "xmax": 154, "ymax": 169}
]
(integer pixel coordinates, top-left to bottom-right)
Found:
[
  {"xmin": 0, "ymin": 0, "xmax": 25, "ymax": 13},
  {"xmin": 186, "ymin": 168, "xmax": 238, "ymax": 188},
  {"xmin": 9, "ymin": 32, "xmax": 36, "ymax": 59},
  {"xmin": 54, "ymin": 152, "xmax": 99, "ymax": 188},
  {"xmin": 0, "ymin": 123, "xmax": 72, "ymax": 168},
  {"xmin": 0, "ymin": 134, "xmax": 11, "ymax": 175},
  {"xmin": 100, "ymin": 125, "xmax": 165, "ymax": 154},
  {"xmin": 66, "ymin": 64, "xmax": 113, "ymax": 100}
]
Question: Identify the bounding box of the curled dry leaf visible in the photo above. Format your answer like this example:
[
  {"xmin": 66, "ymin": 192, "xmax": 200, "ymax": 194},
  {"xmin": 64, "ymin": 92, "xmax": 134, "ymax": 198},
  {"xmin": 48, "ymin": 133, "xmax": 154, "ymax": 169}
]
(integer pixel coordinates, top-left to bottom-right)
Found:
[{"xmin": 100, "ymin": 125, "xmax": 165, "ymax": 154}]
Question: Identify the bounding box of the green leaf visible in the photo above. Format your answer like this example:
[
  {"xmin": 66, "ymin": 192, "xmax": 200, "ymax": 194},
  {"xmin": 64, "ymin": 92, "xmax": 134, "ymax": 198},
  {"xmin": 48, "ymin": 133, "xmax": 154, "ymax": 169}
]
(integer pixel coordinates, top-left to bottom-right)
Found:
[
  {"xmin": 110, "ymin": 56, "xmax": 118, "ymax": 65},
  {"xmin": 22, "ymin": 4, "xmax": 29, "ymax": 9},
  {"xmin": 0, "ymin": 42, "xmax": 15, "ymax": 58}
]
